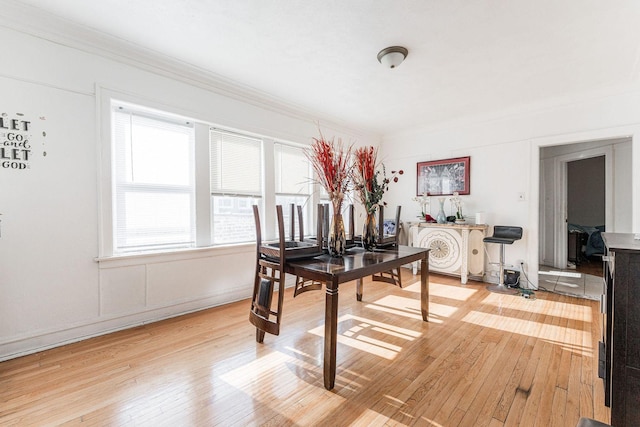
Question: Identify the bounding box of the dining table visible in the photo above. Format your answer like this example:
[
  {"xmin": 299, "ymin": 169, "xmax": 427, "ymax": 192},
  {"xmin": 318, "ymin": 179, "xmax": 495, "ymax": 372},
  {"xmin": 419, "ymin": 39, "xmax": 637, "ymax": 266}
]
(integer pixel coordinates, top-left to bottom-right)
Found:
[{"xmin": 284, "ymin": 245, "xmax": 430, "ymax": 390}]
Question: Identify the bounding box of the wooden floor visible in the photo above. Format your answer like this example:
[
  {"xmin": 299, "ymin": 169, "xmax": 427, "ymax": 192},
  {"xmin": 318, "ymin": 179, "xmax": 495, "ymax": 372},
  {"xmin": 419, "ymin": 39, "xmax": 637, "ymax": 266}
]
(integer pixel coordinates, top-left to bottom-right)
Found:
[{"xmin": 1, "ymin": 271, "xmax": 610, "ymax": 426}]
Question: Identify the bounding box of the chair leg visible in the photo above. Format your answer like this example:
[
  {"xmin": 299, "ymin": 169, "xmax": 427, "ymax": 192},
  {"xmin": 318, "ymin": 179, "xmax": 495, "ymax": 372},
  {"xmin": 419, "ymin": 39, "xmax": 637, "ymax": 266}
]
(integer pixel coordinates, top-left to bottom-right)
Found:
[
  {"xmin": 486, "ymin": 243, "xmax": 518, "ymax": 294},
  {"xmin": 293, "ymin": 275, "xmax": 323, "ymax": 297},
  {"xmin": 371, "ymin": 267, "xmax": 402, "ymax": 287}
]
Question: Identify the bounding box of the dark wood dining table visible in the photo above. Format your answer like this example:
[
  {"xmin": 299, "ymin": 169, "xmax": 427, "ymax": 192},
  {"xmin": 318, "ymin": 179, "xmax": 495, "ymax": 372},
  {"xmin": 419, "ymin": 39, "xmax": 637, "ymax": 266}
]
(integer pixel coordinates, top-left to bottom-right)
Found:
[{"xmin": 284, "ymin": 245, "xmax": 430, "ymax": 390}]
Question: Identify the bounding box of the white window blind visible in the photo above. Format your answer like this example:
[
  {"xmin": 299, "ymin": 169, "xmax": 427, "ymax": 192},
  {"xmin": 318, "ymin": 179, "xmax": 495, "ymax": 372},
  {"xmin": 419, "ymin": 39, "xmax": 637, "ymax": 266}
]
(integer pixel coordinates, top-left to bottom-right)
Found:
[
  {"xmin": 274, "ymin": 142, "xmax": 312, "ymax": 238},
  {"xmin": 112, "ymin": 106, "xmax": 195, "ymax": 253},
  {"xmin": 210, "ymin": 129, "xmax": 262, "ymax": 244}
]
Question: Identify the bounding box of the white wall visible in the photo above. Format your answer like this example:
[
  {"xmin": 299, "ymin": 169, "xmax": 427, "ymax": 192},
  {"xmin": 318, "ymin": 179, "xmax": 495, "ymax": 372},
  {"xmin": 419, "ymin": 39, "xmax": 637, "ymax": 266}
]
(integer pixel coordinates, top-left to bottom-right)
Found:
[
  {"xmin": 381, "ymin": 96, "xmax": 640, "ymax": 286},
  {"xmin": 0, "ymin": 26, "xmax": 377, "ymax": 360}
]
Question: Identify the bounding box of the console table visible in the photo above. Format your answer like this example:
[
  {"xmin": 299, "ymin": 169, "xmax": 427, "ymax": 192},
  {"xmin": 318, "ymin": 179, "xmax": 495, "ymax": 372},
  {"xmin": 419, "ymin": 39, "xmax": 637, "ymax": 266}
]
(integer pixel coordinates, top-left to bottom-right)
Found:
[{"xmin": 408, "ymin": 222, "xmax": 488, "ymax": 284}]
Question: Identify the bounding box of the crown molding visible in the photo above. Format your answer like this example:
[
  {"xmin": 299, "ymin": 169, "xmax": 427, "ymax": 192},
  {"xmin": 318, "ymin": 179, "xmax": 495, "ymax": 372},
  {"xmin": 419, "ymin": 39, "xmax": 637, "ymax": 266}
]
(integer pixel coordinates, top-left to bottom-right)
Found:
[{"xmin": 0, "ymin": 0, "xmax": 377, "ymax": 140}]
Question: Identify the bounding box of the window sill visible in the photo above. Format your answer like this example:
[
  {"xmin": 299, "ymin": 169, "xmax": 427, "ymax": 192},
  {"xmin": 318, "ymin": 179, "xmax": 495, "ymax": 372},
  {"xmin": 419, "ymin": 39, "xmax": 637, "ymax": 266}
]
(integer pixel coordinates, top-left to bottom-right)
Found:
[{"xmin": 96, "ymin": 243, "xmax": 254, "ymax": 268}]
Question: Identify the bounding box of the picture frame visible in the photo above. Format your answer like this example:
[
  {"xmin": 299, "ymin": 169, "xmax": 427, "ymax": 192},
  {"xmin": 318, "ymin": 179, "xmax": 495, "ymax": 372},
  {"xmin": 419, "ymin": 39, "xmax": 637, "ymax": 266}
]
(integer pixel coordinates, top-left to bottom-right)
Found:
[{"xmin": 416, "ymin": 156, "xmax": 470, "ymax": 196}]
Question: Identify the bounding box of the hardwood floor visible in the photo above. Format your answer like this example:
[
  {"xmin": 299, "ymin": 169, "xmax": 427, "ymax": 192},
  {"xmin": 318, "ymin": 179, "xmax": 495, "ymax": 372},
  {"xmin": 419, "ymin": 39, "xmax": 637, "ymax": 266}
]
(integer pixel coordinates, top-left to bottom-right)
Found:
[{"xmin": 0, "ymin": 271, "xmax": 610, "ymax": 426}]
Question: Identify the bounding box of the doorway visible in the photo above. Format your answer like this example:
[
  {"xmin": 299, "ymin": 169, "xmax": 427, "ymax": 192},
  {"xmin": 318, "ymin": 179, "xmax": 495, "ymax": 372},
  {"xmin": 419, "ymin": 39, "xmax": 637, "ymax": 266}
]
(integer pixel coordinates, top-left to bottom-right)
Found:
[
  {"xmin": 566, "ymin": 156, "xmax": 605, "ymax": 279},
  {"xmin": 537, "ymin": 138, "xmax": 627, "ymax": 298}
]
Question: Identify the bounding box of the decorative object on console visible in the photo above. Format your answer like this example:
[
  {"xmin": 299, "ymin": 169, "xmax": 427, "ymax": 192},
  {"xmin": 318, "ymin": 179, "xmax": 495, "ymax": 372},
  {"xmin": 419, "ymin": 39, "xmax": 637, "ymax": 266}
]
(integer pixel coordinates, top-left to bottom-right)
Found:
[
  {"xmin": 353, "ymin": 145, "xmax": 403, "ymax": 251},
  {"xmin": 412, "ymin": 192, "xmax": 430, "ymax": 219},
  {"xmin": 416, "ymin": 156, "xmax": 470, "ymax": 196},
  {"xmin": 306, "ymin": 131, "xmax": 353, "ymax": 256},
  {"xmin": 450, "ymin": 191, "xmax": 465, "ymax": 223},
  {"xmin": 424, "ymin": 214, "xmax": 436, "ymax": 223},
  {"xmin": 436, "ymin": 197, "xmax": 447, "ymax": 224}
]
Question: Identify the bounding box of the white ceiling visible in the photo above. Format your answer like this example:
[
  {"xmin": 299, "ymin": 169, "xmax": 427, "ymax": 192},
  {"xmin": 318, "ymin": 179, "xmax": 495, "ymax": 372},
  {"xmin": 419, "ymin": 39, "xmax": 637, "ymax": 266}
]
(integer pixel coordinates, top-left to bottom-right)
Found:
[{"xmin": 9, "ymin": 0, "xmax": 640, "ymax": 135}]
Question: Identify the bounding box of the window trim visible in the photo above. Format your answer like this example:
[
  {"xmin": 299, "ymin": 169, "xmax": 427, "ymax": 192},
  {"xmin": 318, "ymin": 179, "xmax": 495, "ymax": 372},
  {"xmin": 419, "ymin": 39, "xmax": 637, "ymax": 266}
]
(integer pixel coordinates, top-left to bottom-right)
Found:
[{"xmin": 97, "ymin": 87, "xmax": 320, "ymax": 260}]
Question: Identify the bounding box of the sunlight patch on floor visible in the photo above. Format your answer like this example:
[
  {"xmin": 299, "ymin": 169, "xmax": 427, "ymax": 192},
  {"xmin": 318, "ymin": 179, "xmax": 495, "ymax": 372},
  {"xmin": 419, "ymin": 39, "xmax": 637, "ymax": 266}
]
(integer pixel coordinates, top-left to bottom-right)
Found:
[
  {"xmin": 404, "ymin": 281, "xmax": 478, "ymax": 301},
  {"xmin": 460, "ymin": 311, "xmax": 591, "ymax": 355},
  {"xmin": 220, "ymin": 350, "xmax": 297, "ymax": 389},
  {"xmin": 480, "ymin": 294, "xmax": 591, "ymax": 321},
  {"xmin": 539, "ymin": 270, "xmax": 582, "ymax": 278},
  {"xmin": 365, "ymin": 295, "xmax": 423, "ymax": 320},
  {"xmin": 556, "ymin": 281, "xmax": 580, "ymax": 288},
  {"xmin": 307, "ymin": 314, "xmax": 421, "ymax": 360}
]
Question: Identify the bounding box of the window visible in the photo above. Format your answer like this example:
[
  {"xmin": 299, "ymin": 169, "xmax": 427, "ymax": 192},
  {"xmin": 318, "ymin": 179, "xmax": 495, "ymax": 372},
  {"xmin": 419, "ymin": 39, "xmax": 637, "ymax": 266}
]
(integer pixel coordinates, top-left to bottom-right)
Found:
[
  {"xmin": 274, "ymin": 142, "xmax": 313, "ymax": 238},
  {"xmin": 105, "ymin": 99, "xmax": 319, "ymax": 257},
  {"xmin": 112, "ymin": 106, "xmax": 195, "ymax": 253},
  {"xmin": 210, "ymin": 130, "xmax": 262, "ymax": 244}
]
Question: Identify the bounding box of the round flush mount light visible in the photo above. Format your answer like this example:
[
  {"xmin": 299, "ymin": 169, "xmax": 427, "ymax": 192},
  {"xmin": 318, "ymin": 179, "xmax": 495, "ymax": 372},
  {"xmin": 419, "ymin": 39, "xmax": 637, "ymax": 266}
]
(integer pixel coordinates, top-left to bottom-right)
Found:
[{"xmin": 377, "ymin": 46, "xmax": 408, "ymax": 69}]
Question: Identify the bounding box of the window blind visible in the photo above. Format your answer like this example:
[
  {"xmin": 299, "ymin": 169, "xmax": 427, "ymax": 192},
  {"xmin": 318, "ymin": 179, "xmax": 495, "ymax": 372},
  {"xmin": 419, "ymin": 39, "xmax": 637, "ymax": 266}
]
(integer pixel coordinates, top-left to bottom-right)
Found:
[
  {"xmin": 210, "ymin": 130, "xmax": 262, "ymax": 196},
  {"xmin": 112, "ymin": 107, "xmax": 195, "ymax": 253},
  {"xmin": 209, "ymin": 129, "xmax": 262, "ymax": 244}
]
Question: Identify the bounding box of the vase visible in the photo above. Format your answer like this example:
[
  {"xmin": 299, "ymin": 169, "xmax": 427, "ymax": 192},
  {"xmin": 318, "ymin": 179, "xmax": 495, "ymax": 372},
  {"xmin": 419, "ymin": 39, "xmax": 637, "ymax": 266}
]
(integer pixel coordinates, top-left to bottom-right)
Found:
[
  {"xmin": 362, "ymin": 210, "xmax": 378, "ymax": 251},
  {"xmin": 436, "ymin": 198, "xmax": 447, "ymax": 224},
  {"xmin": 328, "ymin": 214, "xmax": 346, "ymax": 257}
]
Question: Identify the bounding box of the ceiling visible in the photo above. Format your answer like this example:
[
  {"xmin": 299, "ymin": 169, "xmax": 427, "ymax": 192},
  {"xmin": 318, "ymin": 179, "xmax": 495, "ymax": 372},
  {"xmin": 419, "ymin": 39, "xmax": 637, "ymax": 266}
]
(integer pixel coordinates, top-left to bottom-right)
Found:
[{"xmin": 8, "ymin": 0, "xmax": 640, "ymax": 135}]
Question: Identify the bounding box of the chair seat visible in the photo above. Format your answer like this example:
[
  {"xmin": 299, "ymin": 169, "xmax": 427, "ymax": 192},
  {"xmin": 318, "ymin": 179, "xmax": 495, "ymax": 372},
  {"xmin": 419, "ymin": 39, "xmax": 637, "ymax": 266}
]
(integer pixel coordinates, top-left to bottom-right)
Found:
[{"xmin": 483, "ymin": 236, "xmax": 518, "ymax": 245}]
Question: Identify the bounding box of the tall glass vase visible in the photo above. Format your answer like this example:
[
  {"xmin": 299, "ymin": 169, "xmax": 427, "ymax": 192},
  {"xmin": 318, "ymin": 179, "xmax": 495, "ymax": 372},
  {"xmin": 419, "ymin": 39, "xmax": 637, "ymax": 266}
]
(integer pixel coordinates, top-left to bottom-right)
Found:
[
  {"xmin": 362, "ymin": 210, "xmax": 378, "ymax": 251},
  {"xmin": 328, "ymin": 214, "xmax": 346, "ymax": 257},
  {"xmin": 436, "ymin": 197, "xmax": 447, "ymax": 224}
]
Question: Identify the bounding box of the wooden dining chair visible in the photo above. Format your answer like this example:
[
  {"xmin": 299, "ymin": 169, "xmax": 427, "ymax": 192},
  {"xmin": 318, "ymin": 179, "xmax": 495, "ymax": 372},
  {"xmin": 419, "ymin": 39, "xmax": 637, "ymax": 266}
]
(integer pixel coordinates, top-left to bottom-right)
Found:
[
  {"xmin": 292, "ymin": 204, "xmax": 324, "ymax": 297},
  {"xmin": 371, "ymin": 205, "xmax": 403, "ymax": 287},
  {"xmin": 249, "ymin": 205, "xmax": 287, "ymax": 342}
]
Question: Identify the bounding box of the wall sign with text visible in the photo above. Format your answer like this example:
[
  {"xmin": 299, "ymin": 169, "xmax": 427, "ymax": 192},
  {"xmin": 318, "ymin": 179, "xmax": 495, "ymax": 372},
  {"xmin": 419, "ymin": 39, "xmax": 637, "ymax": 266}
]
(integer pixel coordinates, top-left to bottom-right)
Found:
[{"xmin": 1, "ymin": 112, "xmax": 47, "ymax": 170}]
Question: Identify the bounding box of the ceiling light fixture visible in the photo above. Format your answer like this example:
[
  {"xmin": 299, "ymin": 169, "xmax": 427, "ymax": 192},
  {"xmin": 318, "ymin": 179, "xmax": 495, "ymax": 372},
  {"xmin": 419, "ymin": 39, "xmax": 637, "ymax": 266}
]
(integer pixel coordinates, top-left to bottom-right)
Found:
[{"xmin": 377, "ymin": 46, "xmax": 408, "ymax": 69}]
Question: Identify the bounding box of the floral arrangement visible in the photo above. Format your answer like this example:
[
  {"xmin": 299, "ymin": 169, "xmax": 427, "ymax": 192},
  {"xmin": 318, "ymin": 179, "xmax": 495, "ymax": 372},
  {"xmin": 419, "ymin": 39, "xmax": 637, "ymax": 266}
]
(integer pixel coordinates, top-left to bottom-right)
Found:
[
  {"xmin": 307, "ymin": 132, "xmax": 353, "ymax": 214},
  {"xmin": 450, "ymin": 191, "xmax": 463, "ymax": 219},
  {"xmin": 412, "ymin": 192, "xmax": 430, "ymax": 217},
  {"xmin": 353, "ymin": 146, "xmax": 403, "ymax": 214}
]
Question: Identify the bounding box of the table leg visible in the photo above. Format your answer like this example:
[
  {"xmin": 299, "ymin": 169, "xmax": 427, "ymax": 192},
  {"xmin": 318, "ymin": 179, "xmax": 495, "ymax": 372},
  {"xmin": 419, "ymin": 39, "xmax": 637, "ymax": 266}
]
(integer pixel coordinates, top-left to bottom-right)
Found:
[
  {"xmin": 356, "ymin": 278, "xmax": 363, "ymax": 301},
  {"xmin": 421, "ymin": 256, "xmax": 429, "ymax": 321},
  {"xmin": 324, "ymin": 278, "xmax": 339, "ymax": 390}
]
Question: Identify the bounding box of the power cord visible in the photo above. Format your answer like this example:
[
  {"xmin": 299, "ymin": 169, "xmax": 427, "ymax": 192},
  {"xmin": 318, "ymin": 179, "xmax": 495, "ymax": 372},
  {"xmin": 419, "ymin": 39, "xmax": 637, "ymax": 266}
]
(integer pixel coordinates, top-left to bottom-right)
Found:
[{"xmin": 518, "ymin": 261, "xmax": 550, "ymax": 294}]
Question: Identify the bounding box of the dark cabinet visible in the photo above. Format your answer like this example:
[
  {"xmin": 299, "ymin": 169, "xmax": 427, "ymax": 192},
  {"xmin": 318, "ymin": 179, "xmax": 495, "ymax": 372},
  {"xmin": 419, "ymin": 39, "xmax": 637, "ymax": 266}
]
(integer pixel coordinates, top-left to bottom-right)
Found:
[{"xmin": 602, "ymin": 233, "xmax": 640, "ymax": 427}]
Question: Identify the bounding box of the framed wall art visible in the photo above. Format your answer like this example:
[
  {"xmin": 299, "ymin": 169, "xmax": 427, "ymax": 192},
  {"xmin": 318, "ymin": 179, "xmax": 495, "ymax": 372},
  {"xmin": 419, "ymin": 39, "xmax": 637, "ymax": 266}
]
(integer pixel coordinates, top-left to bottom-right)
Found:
[{"xmin": 416, "ymin": 156, "xmax": 470, "ymax": 196}]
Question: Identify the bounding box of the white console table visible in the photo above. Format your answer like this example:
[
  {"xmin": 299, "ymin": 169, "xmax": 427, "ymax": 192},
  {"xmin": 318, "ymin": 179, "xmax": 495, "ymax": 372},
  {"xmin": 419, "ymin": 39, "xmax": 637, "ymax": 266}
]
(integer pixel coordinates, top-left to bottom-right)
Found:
[{"xmin": 408, "ymin": 222, "xmax": 488, "ymax": 284}]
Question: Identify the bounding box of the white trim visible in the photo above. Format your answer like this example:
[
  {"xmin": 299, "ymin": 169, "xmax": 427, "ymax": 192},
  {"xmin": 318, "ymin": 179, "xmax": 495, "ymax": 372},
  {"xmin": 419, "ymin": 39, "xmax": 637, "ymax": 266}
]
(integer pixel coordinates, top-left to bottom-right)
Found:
[{"xmin": 96, "ymin": 241, "xmax": 254, "ymax": 268}]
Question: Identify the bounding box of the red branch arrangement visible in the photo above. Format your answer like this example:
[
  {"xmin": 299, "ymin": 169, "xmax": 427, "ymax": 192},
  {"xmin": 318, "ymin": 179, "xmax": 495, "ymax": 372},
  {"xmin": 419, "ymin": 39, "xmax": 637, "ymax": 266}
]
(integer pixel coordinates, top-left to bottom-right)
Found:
[
  {"xmin": 353, "ymin": 146, "xmax": 403, "ymax": 214},
  {"xmin": 307, "ymin": 133, "xmax": 353, "ymax": 213}
]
